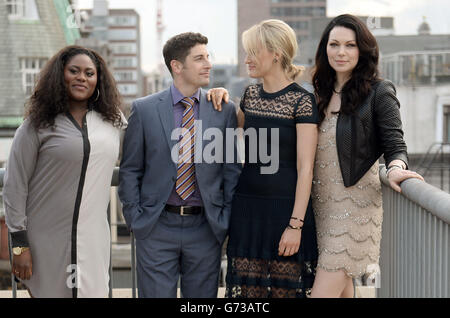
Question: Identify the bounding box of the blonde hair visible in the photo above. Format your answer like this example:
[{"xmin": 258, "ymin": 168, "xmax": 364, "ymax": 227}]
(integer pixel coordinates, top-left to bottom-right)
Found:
[{"xmin": 242, "ymin": 19, "xmax": 304, "ymax": 80}]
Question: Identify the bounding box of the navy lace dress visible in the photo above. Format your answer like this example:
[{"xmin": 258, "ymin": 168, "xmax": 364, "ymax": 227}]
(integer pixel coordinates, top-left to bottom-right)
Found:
[{"xmin": 225, "ymin": 83, "xmax": 319, "ymax": 298}]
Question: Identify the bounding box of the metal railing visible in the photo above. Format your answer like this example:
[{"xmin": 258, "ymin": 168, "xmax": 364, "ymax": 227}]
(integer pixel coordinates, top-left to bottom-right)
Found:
[
  {"xmin": 109, "ymin": 168, "xmax": 137, "ymax": 298},
  {"xmin": 379, "ymin": 165, "xmax": 450, "ymax": 298},
  {"xmin": 2, "ymin": 166, "xmax": 450, "ymax": 298}
]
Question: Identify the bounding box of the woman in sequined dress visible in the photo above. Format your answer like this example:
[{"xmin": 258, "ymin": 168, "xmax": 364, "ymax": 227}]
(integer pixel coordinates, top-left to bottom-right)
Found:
[{"xmin": 309, "ymin": 14, "xmax": 424, "ymax": 298}]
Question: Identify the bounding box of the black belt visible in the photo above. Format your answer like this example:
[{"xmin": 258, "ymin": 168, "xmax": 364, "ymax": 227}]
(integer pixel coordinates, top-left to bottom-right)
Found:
[{"xmin": 165, "ymin": 204, "xmax": 204, "ymax": 216}]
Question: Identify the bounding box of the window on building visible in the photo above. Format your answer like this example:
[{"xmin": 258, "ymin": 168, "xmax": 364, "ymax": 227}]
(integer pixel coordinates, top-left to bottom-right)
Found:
[
  {"xmin": 271, "ymin": 6, "xmax": 314, "ymax": 17},
  {"xmin": 113, "ymin": 57, "xmax": 137, "ymax": 68},
  {"xmin": 313, "ymin": 7, "xmax": 326, "ymax": 16},
  {"xmin": 417, "ymin": 54, "xmax": 429, "ymax": 77},
  {"xmin": 108, "ymin": 15, "xmax": 137, "ymax": 26},
  {"xmin": 434, "ymin": 54, "xmax": 444, "ymax": 76},
  {"xmin": 6, "ymin": 0, "xmax": 39, "ymax": 20},
  {"xmin": 20, "ymin": 58, "xmax": 47, "ymax": 96},
  {"xmin": 108, "ymin": 29, "xmax": 137, "ymax": 41},
  {"xmin": 6, "ymin": 0, "xmax": 25, "ymax": 18},
  {"xmin": 284, "ymin": 7, "xmax": 294, "ymax": 16},
  {"xmin": 287, "ymin": 20, "xmax": 309, "ymax": 30},
  {"xmin": 114, "ymin": 71, "xmax": 137, "ymax": 82},
  {"xmin": 110, "ymin": 43, "xmax": 137, "ymax": 54},
  {"xmin": 444, "ymin": 105, "xmax": 450, "ymax": 143},
  {"xmin": 118, "ymin": 84, "xmax": 138, "ymax": 96}
]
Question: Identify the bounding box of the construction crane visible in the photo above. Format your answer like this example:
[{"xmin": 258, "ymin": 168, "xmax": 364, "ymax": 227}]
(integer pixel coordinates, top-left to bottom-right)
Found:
[{"xmin": 156, "ymin": 0, "xmax": 166, "ymax": 76}]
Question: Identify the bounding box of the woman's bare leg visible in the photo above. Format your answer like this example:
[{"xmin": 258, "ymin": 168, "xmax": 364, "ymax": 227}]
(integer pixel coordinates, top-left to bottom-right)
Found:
[
  {"xmin": 310, "ymin": 267, "xmax": 352, "ymax": 298},
  {"xmin": 339, "ymin": 277, "xmax": 354, "ymax": 298}
]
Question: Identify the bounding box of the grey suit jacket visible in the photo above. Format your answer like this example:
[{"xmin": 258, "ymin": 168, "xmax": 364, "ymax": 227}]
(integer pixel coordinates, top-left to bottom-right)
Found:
[{"xmin": 118, "ymin": 87, "xmax": 242, "ymax": 244}]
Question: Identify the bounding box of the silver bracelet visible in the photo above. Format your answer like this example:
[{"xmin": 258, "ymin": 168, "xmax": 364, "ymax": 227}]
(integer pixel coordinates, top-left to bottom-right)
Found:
[{"xmin": 386, "ymin": 165, "xmax": 403, "ymax": 179}]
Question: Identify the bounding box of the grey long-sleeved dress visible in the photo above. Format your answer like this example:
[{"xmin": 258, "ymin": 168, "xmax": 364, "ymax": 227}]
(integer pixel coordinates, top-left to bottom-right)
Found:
[{"xmin": 3, "ymin": 110, "xmax": 126, "ymax": 298}]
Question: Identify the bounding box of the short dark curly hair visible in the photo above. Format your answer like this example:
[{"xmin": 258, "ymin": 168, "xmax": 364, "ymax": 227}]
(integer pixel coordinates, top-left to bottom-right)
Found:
[{"xmin": 163, "ymin": 32, "xmax": 208, "ymax": 75}]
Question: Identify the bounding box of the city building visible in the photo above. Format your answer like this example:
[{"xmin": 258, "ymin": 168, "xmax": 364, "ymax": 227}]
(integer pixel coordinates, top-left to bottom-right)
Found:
[
  {"xmin": 208, "ymin": 64, "xmax": 238, "ymax": 90},
  {"xmin": 76, "ymin": 36, "xmax": 113, "ymax": 68},
  {"xmin": 0, "ymin": 0, "xmax": 80, "ymax": 161},
  {"xmin": 142, "ymin": 69, "xmax": 171, "ymax": 97},
  {"xmin": 375, "ymin": 21, "xmax": 450, "ymax": 155},
  {"xmin": 237, "ymin": 0, "xmax": 327, "ymax": 77},
  {"xmin": 80, "ymin": 0, "xmax": 142, "ymax": 110}
]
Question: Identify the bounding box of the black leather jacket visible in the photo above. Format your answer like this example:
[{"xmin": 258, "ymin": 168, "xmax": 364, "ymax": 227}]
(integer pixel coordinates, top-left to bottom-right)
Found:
[{"xmin": 336, "ymin": 80, "xmax": 409, "ymax": 187}]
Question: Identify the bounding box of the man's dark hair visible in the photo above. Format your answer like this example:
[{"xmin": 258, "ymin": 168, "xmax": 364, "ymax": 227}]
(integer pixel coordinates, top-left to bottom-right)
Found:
[{"xmin": 163, "ymin": 32, "xmax": 208, "ymax": 75}]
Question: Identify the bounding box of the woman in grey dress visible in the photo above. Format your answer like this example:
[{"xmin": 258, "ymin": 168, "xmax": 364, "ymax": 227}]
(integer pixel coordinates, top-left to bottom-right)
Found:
[{"xmin": 3, "ymin": 46, "xmax": 126, "ymax": 298}]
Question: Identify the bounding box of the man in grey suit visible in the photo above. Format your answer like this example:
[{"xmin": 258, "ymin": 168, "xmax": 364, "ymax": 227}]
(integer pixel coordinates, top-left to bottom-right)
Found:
[{"xmin": 118, "ymin": 32, "xmax": 241, "ymax": 298}]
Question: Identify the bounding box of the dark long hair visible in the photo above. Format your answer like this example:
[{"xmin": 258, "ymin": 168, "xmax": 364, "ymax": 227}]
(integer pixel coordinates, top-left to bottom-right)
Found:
[
  {"xmin": 312, "ymin": 14, "xmax": 381, "ymax": 124},
  {"xmin": 26, "ymin": 45, "xmax": 123, "ymax": 129}
]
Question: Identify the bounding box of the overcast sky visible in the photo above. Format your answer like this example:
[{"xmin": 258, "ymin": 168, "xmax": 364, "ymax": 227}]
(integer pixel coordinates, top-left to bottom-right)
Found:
[{"xmin": 76, "ymin": 0, "xmax": 450, "ymax": 72}]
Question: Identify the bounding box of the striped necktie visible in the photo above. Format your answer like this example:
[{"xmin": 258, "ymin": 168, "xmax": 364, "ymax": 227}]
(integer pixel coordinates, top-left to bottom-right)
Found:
[{"xmin": 175, "ymin": 97, "xmax": 197, "ymax": 200}]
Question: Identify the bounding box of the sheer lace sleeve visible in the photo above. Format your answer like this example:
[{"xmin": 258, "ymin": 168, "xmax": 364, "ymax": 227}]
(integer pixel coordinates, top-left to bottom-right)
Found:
[{"xmin": 295, "ymin": 93, "xmax": 319, "ymax": 124}]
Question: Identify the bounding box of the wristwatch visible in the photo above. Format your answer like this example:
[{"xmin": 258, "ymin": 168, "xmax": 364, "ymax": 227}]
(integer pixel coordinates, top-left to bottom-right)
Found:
[{"xmin": 12, "ymin": 247, "xmax": 30, "ymax": 256}]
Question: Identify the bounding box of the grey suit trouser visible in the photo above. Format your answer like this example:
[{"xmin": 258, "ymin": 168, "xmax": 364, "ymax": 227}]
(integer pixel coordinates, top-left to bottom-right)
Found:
[{"xmin": 135, "ymin": 210, "xmax": 222, "ymax": 298}]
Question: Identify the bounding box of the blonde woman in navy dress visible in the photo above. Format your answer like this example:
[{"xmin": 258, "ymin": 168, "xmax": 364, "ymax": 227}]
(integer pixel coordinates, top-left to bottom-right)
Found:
[{"xmin": 210, "ymin": 19, "xmax": 319, "ymax": 298}]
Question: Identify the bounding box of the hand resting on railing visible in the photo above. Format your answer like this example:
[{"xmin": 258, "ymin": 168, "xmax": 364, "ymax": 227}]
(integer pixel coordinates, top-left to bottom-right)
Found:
[{"xmin": 386, "ymin": 165, "xmax": 424, "ymax": 193}]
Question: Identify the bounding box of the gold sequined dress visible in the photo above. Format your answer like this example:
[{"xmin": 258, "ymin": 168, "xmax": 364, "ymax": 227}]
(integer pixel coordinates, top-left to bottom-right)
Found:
[{"xmin": 311, "ymin": 113, "xmax": 383, "ymax": 278}]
